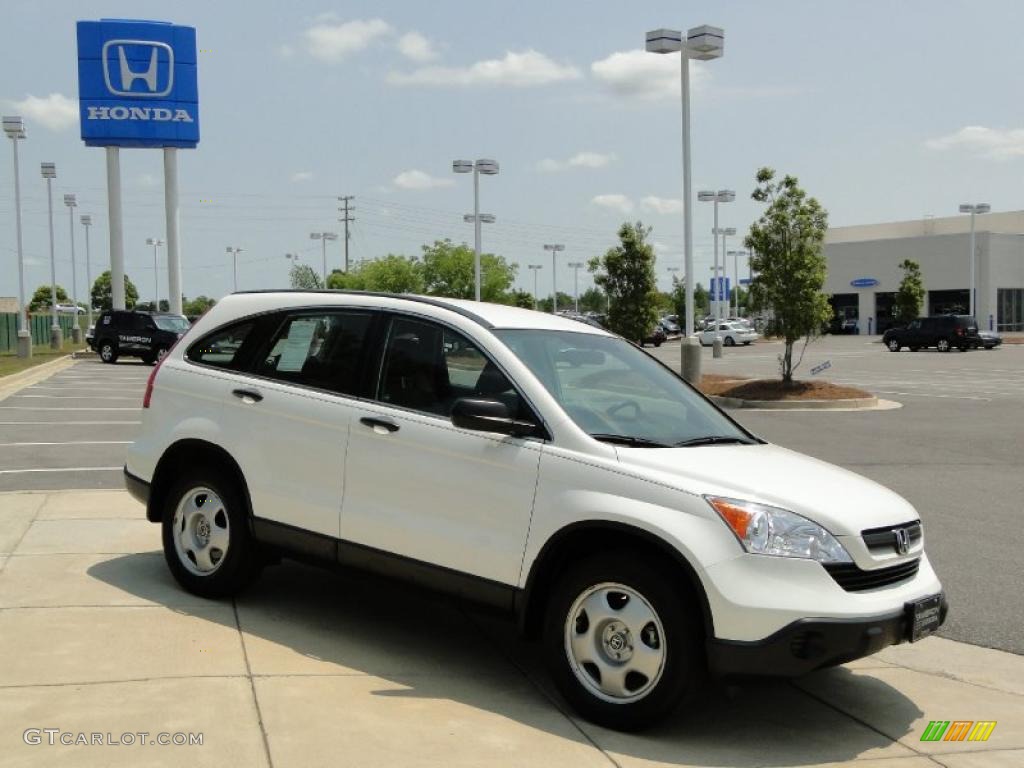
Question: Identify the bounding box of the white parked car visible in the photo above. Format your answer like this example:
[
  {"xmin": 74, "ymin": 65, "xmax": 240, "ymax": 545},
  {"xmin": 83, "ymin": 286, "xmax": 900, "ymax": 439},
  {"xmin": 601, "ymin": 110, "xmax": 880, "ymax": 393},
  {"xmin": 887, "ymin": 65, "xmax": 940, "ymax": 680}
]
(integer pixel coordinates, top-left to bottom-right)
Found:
[
  {"xmin": 699, "ymin": 321, "xmax": 759, "ymax": 346},
  {"xmin": 55, "ymin": 303, "xmax": 86, "ymax": 314},
  {"xmin": 126, "ymin": 291, "xmax": 945, "ymax": 730}
]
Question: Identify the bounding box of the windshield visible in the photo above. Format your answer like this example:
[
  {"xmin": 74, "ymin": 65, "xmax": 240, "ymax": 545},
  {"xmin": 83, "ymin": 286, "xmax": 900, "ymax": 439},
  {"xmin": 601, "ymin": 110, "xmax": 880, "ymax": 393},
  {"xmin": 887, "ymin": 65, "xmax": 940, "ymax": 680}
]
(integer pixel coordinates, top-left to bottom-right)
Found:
[
  {"xmin": 152, "ymin": 315, "xmax": 191, "ymax": 332},
  {"xmin": 493, "ymin": 329, "xmax": 754, "ymax": 447}
]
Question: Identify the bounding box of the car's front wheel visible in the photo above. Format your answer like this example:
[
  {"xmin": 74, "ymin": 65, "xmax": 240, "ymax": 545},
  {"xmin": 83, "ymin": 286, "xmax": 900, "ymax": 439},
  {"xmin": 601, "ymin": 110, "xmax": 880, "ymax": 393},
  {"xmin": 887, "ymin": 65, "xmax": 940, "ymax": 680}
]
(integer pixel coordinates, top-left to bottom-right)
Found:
[
  {"xmin": 543, "ymin": 555, "xmax": 703, "ymax": 731},
  {"xmin": 98, "ymin": 340, "xmax": 118, "ymax": 364},
  {"xmin": 887, "ymin": 338, "xmax": 901, "ymax": 352},
  {"xmin": 937, "ymin": 339, "xmax": 951, "ymax": 352},
  {"xmin": 161, "ymin": 470, "xmax": 262, "ymax": 598}
]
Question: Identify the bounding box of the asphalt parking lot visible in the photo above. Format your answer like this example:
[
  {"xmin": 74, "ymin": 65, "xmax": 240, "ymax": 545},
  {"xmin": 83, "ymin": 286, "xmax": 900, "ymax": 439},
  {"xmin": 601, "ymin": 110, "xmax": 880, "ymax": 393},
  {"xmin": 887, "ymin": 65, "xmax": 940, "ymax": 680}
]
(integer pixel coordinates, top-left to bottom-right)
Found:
[{"xmin": 652, "ymin": 335, "xmax": 1024, "ymax": 655}]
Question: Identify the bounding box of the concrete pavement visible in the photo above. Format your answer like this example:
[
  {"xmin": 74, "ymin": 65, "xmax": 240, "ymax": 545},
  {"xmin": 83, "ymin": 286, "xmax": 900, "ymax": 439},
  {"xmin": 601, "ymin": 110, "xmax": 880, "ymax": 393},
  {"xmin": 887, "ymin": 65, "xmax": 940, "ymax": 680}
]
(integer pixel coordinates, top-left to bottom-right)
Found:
[{"xmin": 1, "ymin": 488, "xmax": 1021, "ymax": 768}]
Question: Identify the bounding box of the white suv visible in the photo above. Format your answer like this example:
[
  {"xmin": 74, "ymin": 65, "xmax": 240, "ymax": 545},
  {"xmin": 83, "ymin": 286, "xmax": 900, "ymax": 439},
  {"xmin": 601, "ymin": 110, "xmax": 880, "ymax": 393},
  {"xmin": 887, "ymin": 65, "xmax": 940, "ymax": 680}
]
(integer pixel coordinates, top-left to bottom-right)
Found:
[{"xmin": 125, "ymin": 291, "xmax": 946, "ymax": 730}]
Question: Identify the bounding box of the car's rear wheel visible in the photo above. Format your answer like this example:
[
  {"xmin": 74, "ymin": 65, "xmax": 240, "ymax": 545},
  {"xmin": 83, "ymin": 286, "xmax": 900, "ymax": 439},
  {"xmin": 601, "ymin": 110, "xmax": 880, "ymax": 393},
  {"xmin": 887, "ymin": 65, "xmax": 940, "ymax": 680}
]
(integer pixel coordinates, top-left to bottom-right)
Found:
[
  {"xmin": 162, "ymin": 470, "xmax": 261, "ymax": 598},
  {"xmin": 98, "ymin": 340, "xmax": 118, "ymax": 364},
  {"xmin": 724, "ymin": 336, "xmax": 735, "ymax": 347},
  {"xmin": 887, "ymin": 339, "xmax": 900, "ymax": 352},
  {"xmin": 937, "ymin": 339, "xmax": 951, "ymax": 352},
  {"xmin": 909, "ymin": 346, "xmax": 920, "ymax": 352},
  {"xmin": 543, "ymin": 555, "xmax": 703, "ymax": 731}
]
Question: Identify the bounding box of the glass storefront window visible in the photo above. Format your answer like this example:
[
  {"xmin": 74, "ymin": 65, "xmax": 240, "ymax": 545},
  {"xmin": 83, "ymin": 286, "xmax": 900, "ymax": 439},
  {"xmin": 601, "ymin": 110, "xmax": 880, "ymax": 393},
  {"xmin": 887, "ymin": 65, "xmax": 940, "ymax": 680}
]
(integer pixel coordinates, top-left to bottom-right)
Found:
[{"xmin": 997, "ymin": 288, "xmax": 1024, "ymax": 332}]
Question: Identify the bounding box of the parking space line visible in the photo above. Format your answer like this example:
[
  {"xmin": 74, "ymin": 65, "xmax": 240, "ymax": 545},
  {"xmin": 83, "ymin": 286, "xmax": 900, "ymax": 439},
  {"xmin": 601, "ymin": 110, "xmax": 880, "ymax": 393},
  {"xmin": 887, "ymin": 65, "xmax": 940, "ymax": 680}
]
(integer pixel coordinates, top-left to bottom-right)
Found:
[
  {"xmin": 0, "ymin": 441, "xmax": 132, "ymax": 447},
  {"xmin": 12, "ymin": 395, "xmax": 140, "ymax": 401},
  {"xmin": 0, "ymin": 407, "xmax": 140, "ymax": 411},
  {"xmin": 0, "ymin": 421, "xmax": 141, "ymax": 425},
  {"xmin": 0, "ymin": 467, "xmax": 121, "ymax": 475}
]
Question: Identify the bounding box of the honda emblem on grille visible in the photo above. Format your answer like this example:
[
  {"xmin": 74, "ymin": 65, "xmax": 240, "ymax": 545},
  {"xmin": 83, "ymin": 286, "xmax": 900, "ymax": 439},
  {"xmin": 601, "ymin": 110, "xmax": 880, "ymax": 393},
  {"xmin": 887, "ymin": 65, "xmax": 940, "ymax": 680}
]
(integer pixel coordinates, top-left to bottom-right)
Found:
[{"xmin": 894, "ymin": 528, "xmax": 910, "ymax": 555}]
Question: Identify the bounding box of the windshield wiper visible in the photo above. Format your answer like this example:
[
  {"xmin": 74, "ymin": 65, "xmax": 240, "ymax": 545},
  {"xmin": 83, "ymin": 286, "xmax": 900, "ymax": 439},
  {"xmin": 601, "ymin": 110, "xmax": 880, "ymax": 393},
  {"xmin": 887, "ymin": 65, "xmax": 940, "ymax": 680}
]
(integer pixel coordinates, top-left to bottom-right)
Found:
[
  {"xmin": 673, "ymin": 436, "xmax": 756, "ymax": 447},
  {"xmin": 589, "ymin": 433, "xmax": 671, "ymax": 448}
]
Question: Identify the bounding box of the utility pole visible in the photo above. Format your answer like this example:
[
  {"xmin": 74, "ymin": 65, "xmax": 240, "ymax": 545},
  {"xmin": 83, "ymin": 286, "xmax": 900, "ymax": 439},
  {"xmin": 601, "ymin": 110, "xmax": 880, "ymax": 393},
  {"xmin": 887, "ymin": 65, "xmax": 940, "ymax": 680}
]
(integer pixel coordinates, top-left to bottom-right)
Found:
[{"xmin": 338, "ymin": 196, "xmax": 355, "ymax": 272}]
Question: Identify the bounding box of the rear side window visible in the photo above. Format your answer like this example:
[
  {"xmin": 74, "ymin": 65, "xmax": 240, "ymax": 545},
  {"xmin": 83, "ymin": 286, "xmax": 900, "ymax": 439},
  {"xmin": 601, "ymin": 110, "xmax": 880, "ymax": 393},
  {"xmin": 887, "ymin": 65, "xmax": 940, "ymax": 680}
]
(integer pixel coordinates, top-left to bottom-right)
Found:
[
  {"xmin": 187, "ymin": 321, "xmax": 256, "ymax": 369},
  {"xmin": 255, "ymin": 311, "xmax": 374, "ymax": 396}
]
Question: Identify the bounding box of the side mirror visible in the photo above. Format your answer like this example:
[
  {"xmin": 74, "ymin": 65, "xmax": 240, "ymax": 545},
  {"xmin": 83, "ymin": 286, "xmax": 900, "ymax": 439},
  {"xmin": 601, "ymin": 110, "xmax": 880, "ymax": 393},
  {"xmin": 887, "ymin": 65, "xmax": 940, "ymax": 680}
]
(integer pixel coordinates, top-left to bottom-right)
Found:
[{"xmin": 451, "ymin": 397, "xmax": 538, "ymax": 438}]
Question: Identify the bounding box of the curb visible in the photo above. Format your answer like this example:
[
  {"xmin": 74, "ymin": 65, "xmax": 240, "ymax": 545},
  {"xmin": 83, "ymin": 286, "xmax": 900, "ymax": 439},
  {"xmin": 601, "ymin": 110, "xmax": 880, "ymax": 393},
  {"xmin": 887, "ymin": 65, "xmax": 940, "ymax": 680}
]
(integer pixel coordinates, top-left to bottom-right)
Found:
[
  {"xmin": 72, "ymin": 349, "xmax": 97, "ymax": 359},
  {"xmin": 0, "ymin": 355, "xmax": 77, "ymax": 403},
  {"xmin": 710, "ymin": 394, "xmax": 879, "ymax": 410}
]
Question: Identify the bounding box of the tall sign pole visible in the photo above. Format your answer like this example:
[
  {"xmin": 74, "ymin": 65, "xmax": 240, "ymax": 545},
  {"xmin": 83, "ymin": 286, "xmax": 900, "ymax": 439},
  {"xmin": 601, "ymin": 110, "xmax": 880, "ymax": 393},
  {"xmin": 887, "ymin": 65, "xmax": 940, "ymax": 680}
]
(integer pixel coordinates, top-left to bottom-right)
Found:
[{"xmin": 164, "ymin": 148, "xmax": 182, "ymax": 314}]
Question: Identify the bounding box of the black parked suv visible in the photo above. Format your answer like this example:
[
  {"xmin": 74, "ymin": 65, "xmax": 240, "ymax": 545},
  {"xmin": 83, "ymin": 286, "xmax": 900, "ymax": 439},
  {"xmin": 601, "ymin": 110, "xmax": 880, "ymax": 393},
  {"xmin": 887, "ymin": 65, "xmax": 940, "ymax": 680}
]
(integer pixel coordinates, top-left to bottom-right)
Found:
[
  {"xmin": 90, "ymin": 310, "xmax": 190, "ymax": 364},
  {"xmin": 882, "ymin": 315, "xmax": 981, "ymax": 352}
]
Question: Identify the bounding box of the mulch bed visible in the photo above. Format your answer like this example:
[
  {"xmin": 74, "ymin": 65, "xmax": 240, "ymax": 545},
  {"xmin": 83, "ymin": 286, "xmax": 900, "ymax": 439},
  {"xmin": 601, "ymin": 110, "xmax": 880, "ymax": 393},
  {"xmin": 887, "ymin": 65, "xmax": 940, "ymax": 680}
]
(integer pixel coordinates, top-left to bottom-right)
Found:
[{"xmin": 699, "ymin": 376, "xmax": 872, "ymax": 401}]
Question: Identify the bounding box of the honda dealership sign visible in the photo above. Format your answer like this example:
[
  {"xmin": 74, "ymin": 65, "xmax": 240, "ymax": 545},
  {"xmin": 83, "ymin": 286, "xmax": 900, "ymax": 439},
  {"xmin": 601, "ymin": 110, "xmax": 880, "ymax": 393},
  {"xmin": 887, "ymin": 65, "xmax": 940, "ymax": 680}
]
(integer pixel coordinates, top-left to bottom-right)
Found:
[{"xmin": 76, "ymin": 19, "xmax": 199, "ymax": 148}]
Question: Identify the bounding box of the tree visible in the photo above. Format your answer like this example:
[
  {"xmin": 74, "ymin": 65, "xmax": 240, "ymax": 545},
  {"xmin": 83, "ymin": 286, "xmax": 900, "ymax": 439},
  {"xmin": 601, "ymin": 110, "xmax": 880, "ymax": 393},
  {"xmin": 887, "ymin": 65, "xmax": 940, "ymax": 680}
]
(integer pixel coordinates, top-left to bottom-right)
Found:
[
  {"xmin": 507, "ymin": 289, "xmax": 535, "ymax": 309},
  {"xmin": 289, "ymin": 263, "xmax": 323, "ymax": 290},
  {"xmin": 28, "ymin": 284, "xmax": 69, "ymax": 312},
  {"xmin": 588, "ymin": 221, "xmax": 659, "ymax": 344},
  {"xmin": 693, "ymin": 282, "xmax": 709, "ymax": 318},
  {"xmin": 894, "ymin": 259, "xmax": 925, "ymax": 324},
  {"xmin": 578, "ymin": 287, "xmax": 606, "ymax": 314},
  {"xmin": 183, "ymin": 295, "xmax": 216, "ymax": 317},
  {"xmin": 420, "ymin": 239, "xmax": 517, "ymax": 302},
  {"xmin": 91, "ymin": 271, "xmax": 139, "ymax": 311},
  {"xmin": 745, "ymin": 168, "xmax": 832, "ymax": 383},
  {"xmin": 326, "ymin": 255, "xmax": 425, "ymax": 294}
]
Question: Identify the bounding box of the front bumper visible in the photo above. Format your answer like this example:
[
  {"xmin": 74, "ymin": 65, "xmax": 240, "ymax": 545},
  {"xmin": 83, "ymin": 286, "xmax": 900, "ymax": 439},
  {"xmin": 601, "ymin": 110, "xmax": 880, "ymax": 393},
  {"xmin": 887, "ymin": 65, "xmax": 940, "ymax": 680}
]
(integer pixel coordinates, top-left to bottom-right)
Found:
[{"xmin": 708, "ymin": 592, "xmax": 948, "ymax": 678}]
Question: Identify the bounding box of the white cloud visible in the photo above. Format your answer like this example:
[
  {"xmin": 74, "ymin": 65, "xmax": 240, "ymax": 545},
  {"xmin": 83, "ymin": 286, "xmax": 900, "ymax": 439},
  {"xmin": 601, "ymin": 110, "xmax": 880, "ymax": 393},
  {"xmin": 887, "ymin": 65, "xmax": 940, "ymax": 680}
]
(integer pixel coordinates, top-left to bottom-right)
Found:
[
  {"xmin": 641, "ymin": 195, "xmax": 684, "ymax": 215},
  {"xmin": 291, "ymin": 171, "xmax": 313, "ymax": 183},
  {"xmin": 276, "ymin": 44, "xmax": 295, "ymax": 60},
  {"xmin": 305, "ymin": 18, "xmax": 392, "ymax": 61},
  {"xmin": 388, "ymin": 50, "xmax": 580, "ymax": 88},
  {"xmin": 591, "ymin": 50, "xmax": 707, "ymax": 101},
  {"xmin": 925, "ymin": 125, "xmax": 1024, "ymax": 160},
  {"xmin": 393, "ymin": 169, "xmax": 454, "ymax": 190},
  {"xmin": 591, "ymin": 194, "xmax": 634, "ymax": 214},
  {"xmin": 538, "ymin": 151, "xmax": 616, "ymax": 172},
  {"xmin": 9, "ymin": 93, "xmax": 78, "ymax": 131},
  {"xmin": 397, "ymin": 31, "xmax": 438, "ymax": 62}
]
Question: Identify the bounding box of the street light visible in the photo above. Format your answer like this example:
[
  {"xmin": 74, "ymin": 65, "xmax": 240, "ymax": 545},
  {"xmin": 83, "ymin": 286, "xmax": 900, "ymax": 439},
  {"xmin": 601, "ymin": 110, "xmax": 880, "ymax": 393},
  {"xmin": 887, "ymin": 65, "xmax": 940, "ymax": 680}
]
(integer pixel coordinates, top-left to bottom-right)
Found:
[
  {"xmin": 699, "ymin": 190, "xmax": 735, "ymax": 356},
  {"xmin": 63, "ymin": 194, "xmax": 82, "ymax": 342},
  {"xmin": 3, "ymin": 115, "xmax": 30, "ymax": 357},
  {"xmin": 713, "ymin": 226, "xmax": 736, "ymax": 320},
  {"xmin": 284, "ymin": 252, "xmax": 299, "ymax": 288},
  {"xmin": 567, "ymin": 261, "xmax": 584, "ymax": 313},
  {"xmin": 226, "ymin": 246, "xmax": 243, "ymax": 292},
  {"xmin": 527, "ymin": 264, "xmax": 543, "ymax": 310},
  {"xmin": 728, "ymin": 250, "xmax": 746, "ymax": 316},
  {"xmin": 309, "ymin": 232, "xmax": 337, "ymax": 284},
  {"xmin": 646, "ymin": 24, "xmax": 724, "ymax": 382},
  {"xmin": 81, "ymin": 215, "xmax": 94, "ymax": 330},
  {"xmin": 146, "ymin": 238, "xmax": 164, "ymax": 308},
  {"xmin": 958, "ymin": 203, "xmax": 990, "ymax": 317},
  {"xmin": 454, "ymin": 158, "xmax": 500, "ymax": 302},
  {"xmin": 41, "ymin": 162, "xmax": 61, "ymax": 349},
  {"xmin": 544, "ymin": 244, "xmax": 565, "ymax": 313}
]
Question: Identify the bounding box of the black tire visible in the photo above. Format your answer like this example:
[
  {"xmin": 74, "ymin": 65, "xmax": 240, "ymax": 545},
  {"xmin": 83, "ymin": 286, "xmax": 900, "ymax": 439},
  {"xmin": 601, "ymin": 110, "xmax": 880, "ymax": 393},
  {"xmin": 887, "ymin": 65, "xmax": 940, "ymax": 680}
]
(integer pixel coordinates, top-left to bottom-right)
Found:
[
  {"xmin": 909, "ymin": 346, "xmax": 920, "ymax": 352},
  {"xmin": 542, "ymin": 554, "xmax": 704, "ymax": 731},
  {"xmin": 141, "ymin": 354, "xmax": 156, "ymax": 365},
  {"xmin": 654, "ymin": 340, "xmax": 662, "ymax": 347},
  {"xmin": 958, "ymin": 344, "xmax": 968, "ymax": 352},
  {"xmin": 724, "ymin": 336, "xmax": 735, "ymax": 347},
  {"xmin": 98, "ymin": 340, "xmax": 118, "ymax": 364},
  {"xmin": 161, "ymin": 468, "xmax": 262, "ymax": 598},
  {"xmin": 887, "ymin": 339, "xmax": 901, "ymax": 352},
  {"xmin": 936, "ymin": 338, "xmax": 951, "ymax": 353}
]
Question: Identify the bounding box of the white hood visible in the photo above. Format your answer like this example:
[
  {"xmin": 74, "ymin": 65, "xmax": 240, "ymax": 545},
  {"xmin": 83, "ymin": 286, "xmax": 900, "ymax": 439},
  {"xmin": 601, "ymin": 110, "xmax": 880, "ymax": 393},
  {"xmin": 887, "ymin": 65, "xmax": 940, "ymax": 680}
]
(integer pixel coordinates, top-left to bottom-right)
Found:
[{"xmin": 615, "ymin": 443, "xmax": 918, "ymax": 536}]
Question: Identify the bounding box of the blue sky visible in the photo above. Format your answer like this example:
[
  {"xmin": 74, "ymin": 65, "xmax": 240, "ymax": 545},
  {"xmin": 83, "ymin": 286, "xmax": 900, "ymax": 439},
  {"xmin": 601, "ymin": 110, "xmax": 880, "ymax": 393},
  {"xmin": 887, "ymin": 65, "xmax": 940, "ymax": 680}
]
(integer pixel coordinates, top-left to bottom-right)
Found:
[{"xmin": 2, "ymin": 0, "xmax": 1024, "ymax": 305}]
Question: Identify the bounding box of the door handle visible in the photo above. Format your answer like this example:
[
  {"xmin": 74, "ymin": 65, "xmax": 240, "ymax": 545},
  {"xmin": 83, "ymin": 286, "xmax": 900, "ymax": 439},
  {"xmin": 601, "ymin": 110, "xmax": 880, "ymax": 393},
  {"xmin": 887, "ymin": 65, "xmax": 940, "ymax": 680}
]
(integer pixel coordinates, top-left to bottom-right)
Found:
[
  {"xmin": 360, "ymin": 416, "xmax": 400, "ymax": 433},
  {"xmin": 232, "ymin": 388, "xmax": 263, "ymax": 403}
]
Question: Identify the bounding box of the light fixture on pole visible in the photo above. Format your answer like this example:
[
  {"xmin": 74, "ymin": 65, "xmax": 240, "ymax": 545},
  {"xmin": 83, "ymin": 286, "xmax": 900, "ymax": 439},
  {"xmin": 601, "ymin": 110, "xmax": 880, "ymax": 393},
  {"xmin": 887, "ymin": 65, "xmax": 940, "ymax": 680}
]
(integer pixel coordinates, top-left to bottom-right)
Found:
[
  {"xmin": 226, "ymin": 246, "xmax": 243, "ymax": 292},
  {"xmin": 646, "ymin": 24, "xmax": 724, "ymax": 382},
  {"xmin": 3, "ymin": 115, "xmax": 31, "ymax": 358},
  {"xmin": 81, "ymin": 215, "xmax": 94, "ymax": 330},
  {"xmin": 146, "ymin": 238, "xmax": 164, "ymax": 308},
  {"xmin": 527, "ymin": 264, "xmax": 543, "ymax": 310},
  {"xmin": 543, "ymin": 244, "xmax": 565, "ymax": 313},
  {"xmin": 454, "ymin": 158, "xmax": 499, "ymax": 302},
  {"xmin": 63, "ymin": 194, "xmax": 82, "ymax": 343},
  {"xmin": 309, "ymin": 232, "xmax": 337, "ymax": 284},
  {"xmin": 958, "ymin": 203, "xmax": 990, "ymax": 318},
  {"xmin": 41, "ymin": 162, "xmax": 61, "ymax": 349},
  {"xmin": 699, "ymin": 190, "xmax": 735, "ymax": 356},
  {"xmin": 567, "ymin": 261, "xmax": 584, "ymax": 313},
  {"xmin": 713, "ymin": 226, "xmax": 736, "ymax": 320}
]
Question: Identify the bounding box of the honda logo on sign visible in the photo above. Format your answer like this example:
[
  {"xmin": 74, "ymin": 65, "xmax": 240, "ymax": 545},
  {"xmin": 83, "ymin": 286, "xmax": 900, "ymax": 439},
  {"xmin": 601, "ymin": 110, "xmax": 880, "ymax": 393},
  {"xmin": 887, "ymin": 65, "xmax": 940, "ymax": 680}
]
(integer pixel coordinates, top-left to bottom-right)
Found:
[{"xmin": 102, "ymin": 40, "xmax": 174, "ymax": 97}]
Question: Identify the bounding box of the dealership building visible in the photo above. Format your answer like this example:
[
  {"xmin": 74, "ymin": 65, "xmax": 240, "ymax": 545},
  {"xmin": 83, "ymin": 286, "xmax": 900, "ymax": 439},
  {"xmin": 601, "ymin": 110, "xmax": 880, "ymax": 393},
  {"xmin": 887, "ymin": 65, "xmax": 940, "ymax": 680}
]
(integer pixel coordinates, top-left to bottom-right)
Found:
[{"xmin": 823, "ymin": 210, "xmax": 1024, "ymax": 334}]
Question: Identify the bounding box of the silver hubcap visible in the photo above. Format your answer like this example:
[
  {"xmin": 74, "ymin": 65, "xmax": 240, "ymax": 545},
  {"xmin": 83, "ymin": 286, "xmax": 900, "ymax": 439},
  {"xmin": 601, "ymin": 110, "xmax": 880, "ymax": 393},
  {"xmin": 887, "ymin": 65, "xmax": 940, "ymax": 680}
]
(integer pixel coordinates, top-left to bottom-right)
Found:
[
  {"xmin": 564, "ymin": 582, "xmax": 667, "ymax": 704},
  {"xmin": 889, "ymin": 341, "xmax": 899, "ymax": 350},
  {"xmin": 101, "ymin": 345, "xmax": 112, "ymax": 360},
  {"xmin": 157, "ymin": 347, "xmax": 168, "ymax": 360},
  {"xmin": 173, "ymin": 487, "xmax": 230, "ymax": 576}
]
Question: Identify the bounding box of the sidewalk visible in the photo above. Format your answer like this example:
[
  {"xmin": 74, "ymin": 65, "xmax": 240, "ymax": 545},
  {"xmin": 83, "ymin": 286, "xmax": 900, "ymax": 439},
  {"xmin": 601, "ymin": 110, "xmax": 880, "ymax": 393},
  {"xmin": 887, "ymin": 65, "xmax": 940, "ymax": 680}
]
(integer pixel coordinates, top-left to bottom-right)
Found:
[{"xmin": 1, "ymin": 489, "xmax": 1021, "ymax": 767}]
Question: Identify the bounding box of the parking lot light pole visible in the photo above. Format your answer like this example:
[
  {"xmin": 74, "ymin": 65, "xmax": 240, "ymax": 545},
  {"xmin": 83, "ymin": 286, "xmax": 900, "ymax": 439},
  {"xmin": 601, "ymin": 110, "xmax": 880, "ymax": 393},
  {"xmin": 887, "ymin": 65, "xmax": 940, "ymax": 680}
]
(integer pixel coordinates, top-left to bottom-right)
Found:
[
  {"xmin": 717, "ymin": 226, "xmax": 736, "ymax": 319},
  {"xmin": 284, "ymin": 252, "xmax": 299, "ymax": 287},
  {"xmin": 700, "ymin": 190, "xmax": 735, "ymax": 357},
  {"xmin": 646, "ymin": 25, "xmax": 724, "ymax": 383},
  {"xmin": 454, "ymin": 159, "xmax": 500, "ymax": 302},
  {"xmin": 958, "ymin": 203, "xmax": 990, "ymax": 317},
  {"xmin": 41, "ymin": 162, "xmax": 61, "ymax": 349},
  {"xmin": 81, "ymin": 215, "xmax": 93, "ymax": 330},
  {"xmin": 544, "ymin": 244, "xmax": 565, "ymax": 313},
  {"xmin": 308, "ymin": 232, "xmax": 337, "ymax": 284},
  {"xmin": 226, "ymin": 246, "xmax": 243, "ymax": 292},
  {"xmin": 728, "ymin": 249, "xmax": 746, "ymax": 317},
  {"xmin": 528, "ymin": 264, "xmax": 543, "ymax": 309},
  {"xmin": 146, "ymin": 238, "xmax": 164, "ymax": 309},
  {"xmin": 64, "ymin": 194, "xmax": 82, "ymax": 343},
  {"xmin": 3, "ymin": 116, "xmax": 31, "ymax": 358},
  {"xmin": 568, "ymin": 261, "xmax": 584, "ymax": 313}
]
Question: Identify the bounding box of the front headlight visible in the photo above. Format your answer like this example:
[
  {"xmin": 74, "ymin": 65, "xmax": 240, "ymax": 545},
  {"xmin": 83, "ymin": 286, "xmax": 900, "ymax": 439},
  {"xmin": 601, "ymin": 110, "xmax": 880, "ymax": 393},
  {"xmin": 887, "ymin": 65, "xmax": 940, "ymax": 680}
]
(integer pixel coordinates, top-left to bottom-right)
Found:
[{"xmin": 706, "ymin": 496, "xmax": 852, "ymax": 563}]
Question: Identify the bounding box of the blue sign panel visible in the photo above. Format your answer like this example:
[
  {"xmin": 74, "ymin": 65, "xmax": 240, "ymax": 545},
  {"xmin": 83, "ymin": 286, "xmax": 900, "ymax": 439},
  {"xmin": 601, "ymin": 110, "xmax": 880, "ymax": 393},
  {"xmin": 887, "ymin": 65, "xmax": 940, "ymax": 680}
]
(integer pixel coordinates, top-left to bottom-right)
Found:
[
  {"xmin": 851, "ymin": 277, "xmax": 879, "ymax": 288},
  {"xmin": 77, "ymin": 19, "xmax": 199, "ymax": 148},
  {"xmin": 711, "ymin": 276, "xmax": 731, "ymax": 301}
]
